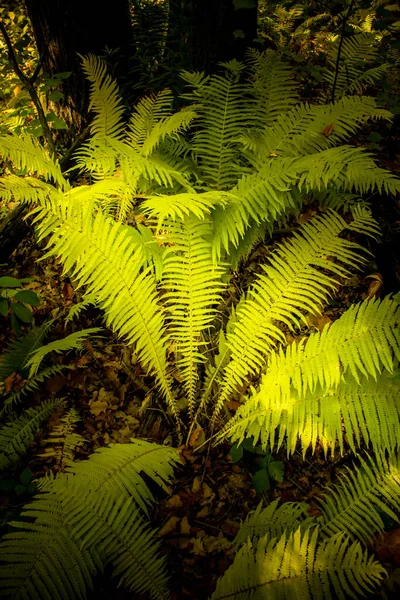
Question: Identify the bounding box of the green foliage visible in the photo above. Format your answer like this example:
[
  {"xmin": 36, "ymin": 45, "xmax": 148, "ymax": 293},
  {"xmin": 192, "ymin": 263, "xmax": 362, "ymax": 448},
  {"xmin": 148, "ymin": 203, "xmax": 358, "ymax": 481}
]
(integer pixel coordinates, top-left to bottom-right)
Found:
[
  {"xmin": 0, "ymin": 398, "xmax": 65, "ymax": 471},
  {"xmin": 0, "ymin": 275, "xmax": 40, "ymax": 330},
  {"xmin": 0, "ymin": 439, "xmax": 180, "ymax": 600}
]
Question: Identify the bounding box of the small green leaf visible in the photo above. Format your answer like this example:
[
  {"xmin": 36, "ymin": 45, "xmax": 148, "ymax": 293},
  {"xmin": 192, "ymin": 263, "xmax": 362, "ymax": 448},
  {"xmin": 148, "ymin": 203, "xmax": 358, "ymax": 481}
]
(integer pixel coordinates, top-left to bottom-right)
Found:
[
  {"xmin": 252, "ymin": 469, "xmax": 271, "ymax": 493},
  {"xmin": 26, "ymin": 482, "xmax": 37, "ymax": 494},
  {"xmin": 46, "ymin": 112, "xmax": 68, "ymax": 130},
  {"xmin": 12, "ymin": 302, "xmax": 33, "ymax": 323},
  {"xmin": 14, "ymin": 483, "xmax": 27, "ymax": 496},
  {"xmin": 230, "ymin": 443, "xmax": 244, "ymax": 463},
  {"xmin": 0, "ymin": 297, "xmax": 8, "ymax": 316},
  {"xmin": 0, "ymin": 276, "xmax": 22, "ymax": 288},
  {"xmin": 233, "ymin": 0, "xmax": 256, "ymax": 9},
  {"xmin": 257, "ymin": 456, "xmax": 269, "ymax": 470},
  {"xmin": 268, "ymin": 460, "xmax": 284, "ymax": 483},
  {"xmin": 14, "ymin": 290, "xmax": 40, "ymax": 306},
  {"xmin": 11, "ymin": 312, "xmax": 21, "ymax": 332},
  {"xmin": 48, "ymin": 90, "xmax": 64, "ymax": 102},
  {"xmin": 242, "ymin": 438, "xmax": 256, "ymax": 453},
  {"xmin": 368, "ymin": 132, "xmax": 383, "ymax": 143},
  {"xmin": 20, "ymin": 467, "xmax": 33, "ymax": 486}
]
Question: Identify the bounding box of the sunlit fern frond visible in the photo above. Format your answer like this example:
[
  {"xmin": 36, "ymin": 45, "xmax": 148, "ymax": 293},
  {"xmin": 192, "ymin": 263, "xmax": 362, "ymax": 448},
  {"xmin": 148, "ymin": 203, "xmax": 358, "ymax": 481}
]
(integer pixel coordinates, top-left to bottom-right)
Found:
[
  {"xmin": 80, "ymin": 54, "xmax": 126, "ymax": 140},
  {"xmin": 162, "ymin": 216, "xmax": 225, "ymax": 417},
  {"xmin": 246, "ymin": 96, "xmax": 392, "ymax": 165},
  {"xmin": 0, "ymin": 134, "xmax": 67, "ymax": 189},
  {"xmin": 319, "ymin": 454, "xmax": 400, "ymax": 544},
  {"xmin": 29, "ymin": 195, "xmax": 177, "ymax": 419},
  {"xmin": 0, "ymin": 399, "xmax": 65, "ymax": 471},
  {"xmin": 181, "ymin": 66, "xmax": 256, "ymax": 190},
  {"xmin": 221, "ymin": 296, "xmax": 400, "ymax": 453},
  {"xmin": 210, "ymin": 160, "xmax": 298, "ymax": 262},
  {"xmin": 0, "ymin": 440, "xmax": 179, "ymax": 600},
  {"xmin": 25, "ymin": 328, "xmax": 101, "ymax": 378},
  {"xmin": 0, "ymin": 175, "xmax": 63, "ymax": 204},
  {"xmin": 294, "ymin": 145, "xmax": 400, "ymax": 196},
  {"xmin": 140, "ymin": 190, "xmax": 227, "ymax": 229},
  {"xmin": 246, "ymin": 48, "xmax": 300, "ymax": 126},
  {"xmin": 211, "ymin": 526, "xmax": 385, "ymax": 600},
  {"xmin": 212, "ymin": 209, "xmax": 377, "ymax": 421},
  {"xmin": 234, "ymin": 499, "xmax": 311, "ymax": 547}
]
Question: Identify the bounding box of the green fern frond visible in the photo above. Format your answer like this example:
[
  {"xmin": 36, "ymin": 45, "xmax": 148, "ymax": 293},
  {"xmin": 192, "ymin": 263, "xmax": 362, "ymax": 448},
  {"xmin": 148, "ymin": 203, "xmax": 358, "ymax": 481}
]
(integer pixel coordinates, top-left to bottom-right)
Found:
[
  {"xmin": 222, "ymin": 296, "xmax": 400, "ymax": 453},
  {"xmin": 247, "ymin": 49, "xmax": 300, "ymax": 126},
  {"xmin": 211, "ymin": 526, "xmax": 384, "ymax": 600},
  {"xmin": 162, "ymin": 216, "xmax": 225, "ymax": 417},
  {"xmin": 319, "ymin": 454, "xmax": 400, "ymax": 544},
  {"xmin": 295, "ymin": 145, "xmax": 400, "ymax": 195},
  {"xmin": 128, "ymin": 89, "xmax": 175, "ymax": 150},
  {"xmin": 0, "ymin": 175, "xmax": 63, "ymax": 204},
  {"xmin": 0, "ymin": 440, "xmax": 178, "ymax": 600},
  {"xmin": 80, "ymin": 54, "xmax": 126, "ymax": 140},
  {"xmin": 234, "ymin": 499, "xmax": 311, "ymax": 547},
  {"xmin": 30, "ymin": 195, "xmax": 177, "ymax": 419},
  {"xmin": 182, "ymin": 68, "xmax": 256, "ymax": 190},
  {"xmin": 65, "ymin": 293, "xmax": 97, "ymax": 324},
  {"xmin": 120, "ymin": 223, "xmax": 165, "ymax": 280},
  {"xmin": 0, "ymin": 134, "xmax": 67, "ymax": 189},
  {"xmin": 1, "ymin": 365, "xmax": 69, "ymax": 417},
  {"xmin": 0, "ymin": 323, "xmax": 51, "ymax": 381},
  {"xmin": 40, "ymin": 408, "xmax": 86, "ymax": 467},
  {"xmin": 0, "ymin": 399, "xmax": 65, "ymax": 471},
  {"xmin": 25, "ymin": 328, "xmax": 102, "ymax": 378},
  {"xmin": 141, "ymin": 190, "xmax": 226, "ymax": 228},
  {"xmin": 213, "ymin": 209, "xmax": 376, "ymax": 421}
]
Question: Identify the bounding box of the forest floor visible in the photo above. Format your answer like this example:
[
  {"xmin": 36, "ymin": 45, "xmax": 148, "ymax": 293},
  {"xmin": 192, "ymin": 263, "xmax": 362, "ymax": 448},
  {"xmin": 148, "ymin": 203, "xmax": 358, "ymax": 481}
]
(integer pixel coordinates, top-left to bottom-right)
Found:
[{"xmin": 1, "ymin": 188, "xmax": 400, "ymax": 599}]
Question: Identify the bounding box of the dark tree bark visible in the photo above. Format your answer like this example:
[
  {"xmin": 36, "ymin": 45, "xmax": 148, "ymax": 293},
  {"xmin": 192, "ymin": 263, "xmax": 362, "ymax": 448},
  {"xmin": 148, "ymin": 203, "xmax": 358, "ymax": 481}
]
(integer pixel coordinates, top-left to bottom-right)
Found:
[
  {"xmin": 166, "ymin": 0, "xmax": 258, "ymax": 74},
  {"xmin": 24, "ymin": 0, "xmax": 134, "ymax": 139}
]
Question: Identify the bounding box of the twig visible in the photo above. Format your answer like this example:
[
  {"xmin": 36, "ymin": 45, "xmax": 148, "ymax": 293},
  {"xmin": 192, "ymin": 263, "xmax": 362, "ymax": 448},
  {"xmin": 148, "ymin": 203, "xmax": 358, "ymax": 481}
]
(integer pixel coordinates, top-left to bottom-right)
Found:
[
  {"xmin": 0, "ymin": 19, "xmax": 55, "ymax": 156},
  {"xmin": 330, "ymin": 0, "xmax": 355, "ymax": 104}
]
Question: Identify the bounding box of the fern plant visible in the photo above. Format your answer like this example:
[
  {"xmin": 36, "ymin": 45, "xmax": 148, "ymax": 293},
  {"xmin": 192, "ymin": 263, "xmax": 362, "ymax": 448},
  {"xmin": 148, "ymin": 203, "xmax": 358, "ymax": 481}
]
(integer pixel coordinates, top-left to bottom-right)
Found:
[
  {"xmin": 0, "ymin": 50, "xmax": 399, "ymax": 598},
  {"xmin": 0, "ymin": 439, "xmax": 180, "ymax": 600}
]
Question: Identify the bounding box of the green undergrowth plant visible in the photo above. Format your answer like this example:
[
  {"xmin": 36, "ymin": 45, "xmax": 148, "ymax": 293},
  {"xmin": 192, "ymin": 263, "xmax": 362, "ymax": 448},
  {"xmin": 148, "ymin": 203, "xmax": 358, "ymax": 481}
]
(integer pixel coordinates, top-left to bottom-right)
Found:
[{"xmin": 0, "ymin": 50, "xmax": 399, "ymax": 597}]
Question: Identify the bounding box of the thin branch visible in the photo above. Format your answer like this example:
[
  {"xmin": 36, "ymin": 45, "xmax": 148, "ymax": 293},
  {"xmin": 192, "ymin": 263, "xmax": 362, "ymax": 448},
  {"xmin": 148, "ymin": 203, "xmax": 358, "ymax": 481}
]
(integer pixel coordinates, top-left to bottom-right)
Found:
[
  {"xmin": 0, "ymin": 19, "xmax": 56, "ymax": 156},
  {"xmin": 330, "ymin": 0, "xmax": 355, "ymax": 104}
]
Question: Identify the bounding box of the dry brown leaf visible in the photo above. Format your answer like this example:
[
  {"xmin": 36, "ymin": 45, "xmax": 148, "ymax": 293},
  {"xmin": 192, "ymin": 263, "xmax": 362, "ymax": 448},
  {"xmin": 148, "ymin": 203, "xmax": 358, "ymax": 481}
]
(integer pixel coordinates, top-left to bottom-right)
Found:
[
  {"xmin": 192, "ymin": 476, "xmax": 202, "ymax": 493},
  {"xmin": 188, "ymin": 427, "xmax": 206, "ymax": 449},
  {"xmin": 366, "ymin": 272, "xmax": 383, "ymax": 299},
  {"xmin": 321, "ymin": 123, "xmax": 334, "ymax": 137},
  {"xmin": 166, "ymin": 495, "xmax": 183, "ymax": 509},
  {"xmin": 158, "ymin": 516, "xmax": 180, "ymax": 537},
  {"xmin": 179, "ymin": 516, "xmax": 191, "ymax": 549},
  {"xmin": 316, "ymin": 314, "xmax": 331, "ymax": 332}
]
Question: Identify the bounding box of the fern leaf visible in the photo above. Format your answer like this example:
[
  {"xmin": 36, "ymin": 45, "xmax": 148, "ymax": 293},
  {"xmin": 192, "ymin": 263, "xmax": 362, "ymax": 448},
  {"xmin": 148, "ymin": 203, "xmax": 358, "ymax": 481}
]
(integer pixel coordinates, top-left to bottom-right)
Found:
[
  {"xmin": 26, "ymin": 328, "xmax": 102, "ymax": 378},
  {"xmin": 80, "ymin": 54, "xmax": 125, "ymax": 140},
  {"xmin": 0, "ymin": 323, "xmax": 51, "ymax": 381},
  {"xmin": 141, "ymin": 190, "xmax": 226, "ymax": 229},
  {"xmin": 162, "ymin": 216, "xmax": 225, "ymax": 417},
  {"xmin": 0, "ymin": 134, "xmax": 67, "ymax": 189},
  {"xmin": 319, "ymin": 454, "xmax": 400, "ymax": 545},
  {"xmin": 30, "ymin": 196, "xmax": 177, "ymax": 418},
  {"xmin": 222, "ymin": 296, "xmax": 400, "ymax": 454},
  {"xmin": 213, "ymin": 209, "xmax": 376, "ymax": 421},
  {"xmin": 0, "ymin": 399, "xmax": 65, "ymax": 471},
  {"xmin": 211, "ymin": 526, "xmax": 384, "ymax": 599}
]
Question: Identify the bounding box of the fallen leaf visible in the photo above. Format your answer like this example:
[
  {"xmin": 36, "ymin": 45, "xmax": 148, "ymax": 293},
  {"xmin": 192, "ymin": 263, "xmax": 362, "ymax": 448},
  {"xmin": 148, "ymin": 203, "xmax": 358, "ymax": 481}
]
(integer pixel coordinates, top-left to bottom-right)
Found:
[
  {"xmin": 158, "ymin": 516, "xmax": 180, "ymax": 537},
  {"xmin": 192, "ymin": 476, "xmax": 202, "ymax": 493},
  {"xmin": 166, "ymin": 495, "xmax": 183, "ymax": 509},
  {"xmin": 188, "ymin": 427, "xmax": 206, "ymax": 449},
  {"xmin": 366, "ymin": 272, "xmax": 383, "ymax": 299},
  {"xmin": 321, "ymin": 123, "xmax": 334, "ymax": 137}
]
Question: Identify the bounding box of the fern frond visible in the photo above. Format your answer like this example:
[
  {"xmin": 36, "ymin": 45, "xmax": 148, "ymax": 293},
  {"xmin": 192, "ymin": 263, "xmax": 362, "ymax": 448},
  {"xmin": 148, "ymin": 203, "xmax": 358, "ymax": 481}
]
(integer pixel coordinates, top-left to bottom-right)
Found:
[
  {"xmin": 213, "ymin": 209, "xmax": 376, "ymax": 421},
  {"xmin": 319, "ymin": 454, "xmax": 400, "ymax": 544},
  {"xmin": 0, "ymin": 134, "xmax": 67, "ymax": 189},
  {"xmin": 128, "ymin": 89, "xmax": 175, "ymax": 150},
  {"xmin": 141, "ymin": 190, "xmax": 226, "ymax": 228},
  {"xmin": 65, "ymin": 293, "xmax": 97, "ymax": 324},
  {"xmin": 0, "ymin": 399, "xmax": 65, "ymax": 471},
  {"xmin": 182, "ymin": 68, "xmax": 256, "ymax": 190},
  {"xmin": 30, "ymin": 196, "xmax": 177, "ymax": 419},
  {"xmin": 162, "ymin": 216, "xmax": 225, "ymax": 417},
  {"xmin": 25, "ymin": 328, "xmax": 102, "ymax": 378},
  {"xmin": 234, "ymin": 499, "xmax": 311, "ymax": 547},
  {"xmin": 1, "ymin": 365, "xmax": 69, "ymax": 417},
  {"xmin": 211, "ymin": 526, "xmax": 384, "ymax": 600},
  {"xmin": 247, "ymin": 49, "xmax": 300, "ymax": 126},
  {"xmin": 0, "ymin": 175, "xmax": 63, "ymax": 204},
  {"xmin": 40, "ymin": 408, "xmax": 86, "ymax": 467},
  {"xmin": 80, "ymin": 54, "xmax": 126, "ymax": 140},
  {"xmin": 222, "ymin": 296, "xmax": 400, "ymax": 454},
  {"xmin": 0, "ymin": 440, "xmax": 177, "ymax": 600},
  {"xmin": 67, "ymin": 438, "xmax": 179, "ymax": 513},
  {"xmin": 0, "ymin": 323, "xmax": 51, "ymax": 381}
]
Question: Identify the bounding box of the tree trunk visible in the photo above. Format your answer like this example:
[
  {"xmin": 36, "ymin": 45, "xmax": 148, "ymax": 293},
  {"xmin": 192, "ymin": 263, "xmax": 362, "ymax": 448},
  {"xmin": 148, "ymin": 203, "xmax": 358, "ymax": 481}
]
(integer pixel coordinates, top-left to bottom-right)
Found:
[{"xmin": 24, "ymin": 0, "xmax": 134, "ymax": 140}]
